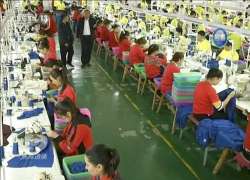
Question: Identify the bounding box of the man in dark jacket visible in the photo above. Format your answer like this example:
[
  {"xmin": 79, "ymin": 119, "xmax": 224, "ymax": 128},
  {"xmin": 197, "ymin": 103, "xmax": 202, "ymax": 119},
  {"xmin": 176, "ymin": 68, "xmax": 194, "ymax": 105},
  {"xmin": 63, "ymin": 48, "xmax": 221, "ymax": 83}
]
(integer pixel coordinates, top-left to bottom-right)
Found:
[
  {"xmin": 77, "ymin": 9, "xmax": 96, "ymax": 68},
  {"xmin": 58, "ymin": 13, "xmax": 74, "ymax": 66}
]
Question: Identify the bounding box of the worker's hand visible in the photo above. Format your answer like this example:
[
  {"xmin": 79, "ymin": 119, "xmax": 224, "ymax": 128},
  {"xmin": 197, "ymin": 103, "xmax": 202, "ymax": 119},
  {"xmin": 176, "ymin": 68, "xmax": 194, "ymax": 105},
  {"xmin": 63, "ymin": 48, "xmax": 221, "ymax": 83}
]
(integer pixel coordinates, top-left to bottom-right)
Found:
[
  {"xmin": 47, "ymin": 97, "xmax": 57, "ymax": 104},
  {"xmin": 47, "ymin": 130, "xmax": 59, "ymax": 138},
  {"xmin": 65, "ymin": 43, "xmax": 68, "ymax": 47}
]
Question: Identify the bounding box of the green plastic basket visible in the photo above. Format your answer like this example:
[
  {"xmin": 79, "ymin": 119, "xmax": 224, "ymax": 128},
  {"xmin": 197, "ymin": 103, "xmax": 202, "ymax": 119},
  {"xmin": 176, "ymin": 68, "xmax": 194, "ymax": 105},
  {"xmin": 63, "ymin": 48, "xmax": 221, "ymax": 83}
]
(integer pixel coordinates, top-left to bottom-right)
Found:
[{"xmin": 63, "ymin": 154, "xmax": 91, "ymax": 180}]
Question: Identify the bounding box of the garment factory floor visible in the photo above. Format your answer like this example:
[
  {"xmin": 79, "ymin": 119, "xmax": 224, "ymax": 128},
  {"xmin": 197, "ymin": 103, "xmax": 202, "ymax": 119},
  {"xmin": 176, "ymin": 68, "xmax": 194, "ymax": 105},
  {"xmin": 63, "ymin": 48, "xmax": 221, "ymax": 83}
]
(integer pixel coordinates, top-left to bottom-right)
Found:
[{"xmin": 67, "ymin": 39, "xmax": 250, "ymax": 180}]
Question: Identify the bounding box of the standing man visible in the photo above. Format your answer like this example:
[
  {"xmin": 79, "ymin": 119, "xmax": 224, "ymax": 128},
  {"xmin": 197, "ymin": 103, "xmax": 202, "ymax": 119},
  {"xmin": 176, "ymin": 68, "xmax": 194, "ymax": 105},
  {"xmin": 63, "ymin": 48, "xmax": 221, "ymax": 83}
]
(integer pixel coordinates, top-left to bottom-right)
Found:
[
  {"xmin": 77, "ymin": 9, "xmax": 95, "ymax": 68},
  {"xmin": 58, "ymin": 14, "xmax": 74, "ymax": 67}
]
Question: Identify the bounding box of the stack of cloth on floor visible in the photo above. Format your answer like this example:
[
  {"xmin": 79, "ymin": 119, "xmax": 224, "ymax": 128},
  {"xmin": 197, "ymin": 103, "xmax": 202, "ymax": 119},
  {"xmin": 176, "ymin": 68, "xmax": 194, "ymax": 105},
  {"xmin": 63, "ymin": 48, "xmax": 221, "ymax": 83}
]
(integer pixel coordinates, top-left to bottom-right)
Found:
[{"xmin": 172, "ymin": 72, "xmax": 201, "ymax": 106}]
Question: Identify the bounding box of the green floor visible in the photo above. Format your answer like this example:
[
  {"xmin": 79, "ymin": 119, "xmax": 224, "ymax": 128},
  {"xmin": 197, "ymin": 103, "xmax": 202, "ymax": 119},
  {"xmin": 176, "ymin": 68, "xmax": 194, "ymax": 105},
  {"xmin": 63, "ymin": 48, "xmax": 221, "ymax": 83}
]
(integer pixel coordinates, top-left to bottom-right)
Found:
[{"xmin": 69, "ymin": 40, "xmax": 250, "ymax": 180}]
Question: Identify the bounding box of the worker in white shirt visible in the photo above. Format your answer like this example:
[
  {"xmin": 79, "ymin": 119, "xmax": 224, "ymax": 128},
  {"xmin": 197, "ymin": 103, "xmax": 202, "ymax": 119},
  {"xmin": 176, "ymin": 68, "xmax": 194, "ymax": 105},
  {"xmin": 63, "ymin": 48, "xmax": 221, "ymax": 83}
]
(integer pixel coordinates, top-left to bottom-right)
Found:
[{"xmin": 76, "ymin": 9, "xmax": 96, "ymax": 68}]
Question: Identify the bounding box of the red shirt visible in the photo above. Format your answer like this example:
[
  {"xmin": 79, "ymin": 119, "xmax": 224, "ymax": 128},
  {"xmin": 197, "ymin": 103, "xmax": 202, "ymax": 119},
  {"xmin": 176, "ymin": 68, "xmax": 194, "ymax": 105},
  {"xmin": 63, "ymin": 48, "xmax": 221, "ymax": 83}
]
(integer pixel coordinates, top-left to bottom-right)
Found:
[
  {"xmin": 118, "ymin": 38, "xmax": 131, "ymax": 59},
  {"xmin": 95, "ymin": 25, "xmax": 102, "ymax": 39},
  {"xmin": 48, "ymin": 15, "xmax": 57, "ymax": 34},
  {"xmin": 144, "ymin": 55, "xmax": 167, "ymax": 79},
  {"xmin": 58, "ymin": 111, "xmax": 93, "ymax": 156},
  {"xmin": 108, "ymin": 31, "xmax": 119, "ymax": 48},
  {"xmin": 43, "ymin": 37, "xmax": 57, "ymax": 64},
  {"xmin": 193, "ymin": 81, "xmax": 220, "ymax": 116},
  {"xmin": 244, "ymin": 114, "xmax": 250, "ymax": 150},
  {"xmin": 129, "ymin": 44, "xmax": 145, "ymax": 65},
  {"xmin": 160, "ymin": 63, "xmax": 180, "ymax": 95},
  {"xmin": 100, "ymin": 26, "xmax": 110, "ymax": 42},
  {"xmin": 58, "ymin": 84, "xmax": 77, "ymax": 104}
]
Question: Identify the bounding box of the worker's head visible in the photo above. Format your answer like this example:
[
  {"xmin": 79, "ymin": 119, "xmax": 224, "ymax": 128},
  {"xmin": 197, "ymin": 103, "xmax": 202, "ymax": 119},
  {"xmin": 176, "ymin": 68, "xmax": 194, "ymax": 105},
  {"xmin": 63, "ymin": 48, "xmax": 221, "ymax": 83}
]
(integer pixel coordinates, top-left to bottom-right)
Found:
[
  {"xmin": 236, "ymin": 18, "xmax": 243, "ymax": 28},
  {"xmin": 147, "ymin": 44, "xmax": 159, "ymax": 56},
  {"xmin": 85, "ymin": 144, "xmax": 120, "ymax": 178},
  {"xmin": 38, "ymin": 38, "xmax": 50, "ymax": 54},
  {"xmin": 206, "ymin": 68, "xmax": 223, "ymax": 85},
  {"xmin": 197, "ymin": 31, "xmax": 206, "ymax": 42},
  {"xmin": 49, "ymin": 68, "xmax": 69, "ymax": 90},
  {"xmin": 190, "ymin": 10, "xmax": 197, "ymax": 18},
  {"xmin": 223, "ymin": 16, "xmax": 228, "ymax": 24},
  {"xmin": 135, "ymin": 37, "xmax": 147, "ymax": 47},
  {"xmin": 172, "ymin": 52, "xmax": 184, "ymax": 66},
  {"xmin": 61, "ymin": 13, "xmax": 70, "ymax": 24},
  {"xmin": 224, "ymin": 41, "xmax": 233, "ymax": 51},
  {"xmin": 54, "ymin": 98, "xmax": 77, "ymax": 122},
  {"xmin": 222, "ymin": 10, "xmax": 227, "ymax": 15},
  {"xmin": 119, "ymin": 30, "xmax": 130, "ymax": 41},
  {"xmin": 112, "ymin": 24, "xmax": 120, "ymax": 33},
  {"xmin": 103, "ymin": 19, "xmax": 111, "ymax": 28},
  {"xmin": 176, "ymin": 27, "xmax": 183, "ymax": 36},
  {"xmin": 83, "ymin": 9, "xmax": 91, "ymax": 19}
]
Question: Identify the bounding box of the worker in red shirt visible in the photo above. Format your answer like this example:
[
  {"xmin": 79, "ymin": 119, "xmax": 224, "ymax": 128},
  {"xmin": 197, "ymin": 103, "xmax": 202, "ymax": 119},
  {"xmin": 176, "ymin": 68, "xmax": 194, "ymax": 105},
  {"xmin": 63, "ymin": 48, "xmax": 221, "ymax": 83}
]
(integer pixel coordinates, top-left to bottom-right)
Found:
[
  {"xmin": 100, "ymin": 19, "xmax": 111, "ymax": 43},
  {"xmin": 192, "ymin": 68, "xmax": 236, "ymax": 121},
  {"xmin": 129, "ymin": 37, "xmax": 147, "ymax": 65},
  {"xmin": 85, "ymin": 144, "xmax": 121, "ymax": 180},
  {"xmin": 144, "ymin": 44, "xmax": 167, "ymax": 80},
  {"xmin": 47, "ymin": 98, "xmax": 93, "ymax": 160},
  {"xmin": 95, "ymin": 20, "xmax": 103, "ymax": 39},
  {"xmin": 48, "ymin": 68, "xmax": 77, "ymax": 104},
  {"xmin": 118, "ymin": 30, "xmax": 131, "ymax": 59},
  {"xmin": 108, "ymin": 24, "xmax": 120, "ymax": 49},
  {"xmin": 160, "ymin": 52, "xmax": 184, "ymax": 95},
  {"xmin": 43, "ymin": 11, "xmax": 57, "ymax": 36},
  {"xmin": 38, "ymin": 37, "xmax": 57, "ymax": 65}
]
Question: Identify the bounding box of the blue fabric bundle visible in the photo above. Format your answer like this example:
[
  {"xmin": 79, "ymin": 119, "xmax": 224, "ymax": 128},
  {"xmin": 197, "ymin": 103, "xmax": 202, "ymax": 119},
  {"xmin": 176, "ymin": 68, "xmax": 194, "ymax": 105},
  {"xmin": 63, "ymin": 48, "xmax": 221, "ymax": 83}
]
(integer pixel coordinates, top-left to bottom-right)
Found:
[
  {"xmin": 202, "ymin": 60, "xmax": 219, "ymax": 69},
  {"xmin": 70, "ymin": 162, "xmax": 87, "ymax": 174},
  {"xmin": 176, "ymin": 105, "xmax": 193, "ymax": 129},
  {"xmin": 196, "ymin": 119, "xmax": 245, "ymax": 151},
  {"xmin": 28, "ymin": 51, "xmax": 40, "ymax": 60},
  {"xmin": 217, "ymin": 88, "xmax": 236, "ymax": 122},
  {"xmin": 7, "ymin": 140, "xmax": 54, "ymax": 168},
  {"xmin": 17, "ymin": 108, "xmax": 44, "ymax": 119}
]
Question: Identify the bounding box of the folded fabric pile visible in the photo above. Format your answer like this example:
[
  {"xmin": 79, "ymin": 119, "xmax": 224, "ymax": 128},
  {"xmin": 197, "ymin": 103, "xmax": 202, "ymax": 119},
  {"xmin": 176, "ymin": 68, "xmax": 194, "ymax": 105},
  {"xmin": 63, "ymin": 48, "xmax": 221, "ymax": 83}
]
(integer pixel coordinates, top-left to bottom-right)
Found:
[
  {"xmin": 172, "ymin": 72, "xmax": 201, "ymax": 106},
  {"xmin": 70, "ymin": 162, "xmax": 87, "ymax": 174},
  {"xmin": 176, "ymin": 105, "xmax": 193, "ymax": 129},
  {"xmin": 17, "ymin": 108, "xmax": 44, "ymax": 119},
  {"xmin": 7, "ymin": 140, "xmax": 54, "ymax": 168},
  {"xmin": 196, "ymin": 119, "xmax": 245, "ymax": 151}
]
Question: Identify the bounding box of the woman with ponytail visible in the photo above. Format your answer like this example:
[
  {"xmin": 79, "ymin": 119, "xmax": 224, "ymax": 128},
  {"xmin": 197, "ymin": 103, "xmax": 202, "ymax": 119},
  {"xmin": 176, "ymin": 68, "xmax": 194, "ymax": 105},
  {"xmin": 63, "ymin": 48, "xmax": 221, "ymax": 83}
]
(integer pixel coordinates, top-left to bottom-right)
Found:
[
  {"xmin": 85, "ymin": 144, "xmax": 121, "ymax": 180},
  {"xmin": 48, "ymin": 68, "xmax": 77, "ymax": 104},
  {"xmin": 47, "ymin": 98, "xmax": 93, "ymax": 159}
]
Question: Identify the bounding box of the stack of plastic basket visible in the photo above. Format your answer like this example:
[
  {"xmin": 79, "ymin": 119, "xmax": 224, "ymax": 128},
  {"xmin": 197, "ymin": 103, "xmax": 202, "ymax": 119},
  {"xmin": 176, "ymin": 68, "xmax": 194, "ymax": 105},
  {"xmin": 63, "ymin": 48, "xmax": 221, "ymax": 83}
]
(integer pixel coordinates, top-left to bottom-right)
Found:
[{"xmin": 172, "ymin": 72, "xmax": 201, "ymax": 106}]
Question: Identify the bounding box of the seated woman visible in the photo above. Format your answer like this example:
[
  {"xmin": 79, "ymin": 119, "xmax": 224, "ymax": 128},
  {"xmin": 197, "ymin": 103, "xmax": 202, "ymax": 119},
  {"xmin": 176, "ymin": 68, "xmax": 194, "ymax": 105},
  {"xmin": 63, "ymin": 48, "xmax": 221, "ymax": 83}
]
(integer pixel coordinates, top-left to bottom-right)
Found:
[
  {"xmin": 42, "ymin": 11, "xmax": 57, "ymax": 36},
  {"xmin": 129, "ymin": 37, "xmax": 147, "ymax": 65},
  {"xmin": 160, "ymin": 52, "xmax": 184, "ymax": 96},
  {"xmin": 95, "ymin": 20, "xmax": 103, "ymax": 39},
  {"xmin": 108, "ymin": 24, "xmax": 120, "ymax": 49},
  {"xmin": 38, "ymin": 37, "xmax": 57, "ymax": 65},
  {"xmin": 48, "ymin": 68, "xmax": 77, "ymax": 104},
  {"xmin": 118, "ymin": 30, "xmax": 131, "ymax": 60},
  {"xmin": 47, "ymin": 98, "xmax": 93, "ymax": 158},
  {"xmin": 100, "ymin": 19, "xmax": 111, "ymax": 43},
  {"xmin": 192, "ymin": 68, "xmax": 236, "ymax": 121},
  {"xmin": 196, "ymin": 30, "xmax": 212, "ymax": 55},
  {"xmin": 144, "ymin": 44, "xmax": 167, "ymax": 80},
  {"xmin": 85, "ymin": 144, "xmax": 121, "ymax": 180},
  {"xmin": 218, "ymin": 41, "xmax": 239, "ymax": 61}
]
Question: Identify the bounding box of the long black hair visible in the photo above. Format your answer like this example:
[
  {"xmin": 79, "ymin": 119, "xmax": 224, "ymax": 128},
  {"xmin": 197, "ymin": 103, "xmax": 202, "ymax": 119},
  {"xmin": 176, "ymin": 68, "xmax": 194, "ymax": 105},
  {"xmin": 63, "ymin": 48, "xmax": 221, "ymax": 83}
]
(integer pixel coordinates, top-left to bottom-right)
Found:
[
  {"xmin": 86, "ymin": 144, "xmax": 121, "ymax": 180},
  {"xmin": 54, "ymin": 97, "xmax": 78, "ymax": 121},
  {"xmin": 119, "ymin": 30, "xmax": 130, "ymax": 42},
  {"xmin": 50, "ymin": 68, "xmax": 72, "ymax": 92}
]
